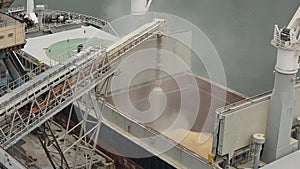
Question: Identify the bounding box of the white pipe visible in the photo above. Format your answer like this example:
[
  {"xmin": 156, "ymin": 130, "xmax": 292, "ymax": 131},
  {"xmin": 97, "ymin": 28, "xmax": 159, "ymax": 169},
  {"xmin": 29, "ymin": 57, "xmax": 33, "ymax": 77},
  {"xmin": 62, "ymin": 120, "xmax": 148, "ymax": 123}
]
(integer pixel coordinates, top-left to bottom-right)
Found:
[
  {"xmin": 131, "ymin": 0, "xmax": 153, "ymax": 15},
  {"xmin": 253, "ymin": 133, "xmax": 265, "ymax": 169},
  {"xmin": 26, "ymin": 0, "xmax": 34, "ymax": 15}
]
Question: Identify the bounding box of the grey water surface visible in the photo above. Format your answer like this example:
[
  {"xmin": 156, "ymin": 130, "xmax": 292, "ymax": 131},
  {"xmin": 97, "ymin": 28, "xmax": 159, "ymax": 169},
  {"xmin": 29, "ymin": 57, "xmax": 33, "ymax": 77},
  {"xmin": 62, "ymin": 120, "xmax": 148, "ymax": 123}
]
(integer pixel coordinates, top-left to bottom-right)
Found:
[{"xmin": 13, "ymin": 0, "xmax": 300, "ymax": 96}]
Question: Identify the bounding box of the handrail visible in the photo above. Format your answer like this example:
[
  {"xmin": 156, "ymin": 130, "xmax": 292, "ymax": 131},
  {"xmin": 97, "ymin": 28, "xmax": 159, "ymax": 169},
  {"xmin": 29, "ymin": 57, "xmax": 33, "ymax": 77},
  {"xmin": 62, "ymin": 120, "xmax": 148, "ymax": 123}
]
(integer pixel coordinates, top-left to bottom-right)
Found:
[{"xmin": 0, "ymin": 19, "xmax": 166, "ymax": 149}]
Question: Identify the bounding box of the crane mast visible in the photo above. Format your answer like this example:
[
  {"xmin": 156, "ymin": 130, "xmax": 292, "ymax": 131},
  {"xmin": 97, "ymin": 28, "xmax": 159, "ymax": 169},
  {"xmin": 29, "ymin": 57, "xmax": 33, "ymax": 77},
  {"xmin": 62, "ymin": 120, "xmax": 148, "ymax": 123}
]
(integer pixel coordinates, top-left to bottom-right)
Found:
[{"xmin": 262, "ymin": 6, "xmax": 300, "ymax": 163}]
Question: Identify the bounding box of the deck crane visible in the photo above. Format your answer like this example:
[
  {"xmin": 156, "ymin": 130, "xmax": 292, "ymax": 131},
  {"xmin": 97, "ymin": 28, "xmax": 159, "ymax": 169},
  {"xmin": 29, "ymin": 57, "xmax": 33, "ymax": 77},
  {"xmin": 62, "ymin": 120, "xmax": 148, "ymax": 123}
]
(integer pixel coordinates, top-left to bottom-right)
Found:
[{"xmin": 262, "ymin": 6, "xmax": 300, "ymax": 163}]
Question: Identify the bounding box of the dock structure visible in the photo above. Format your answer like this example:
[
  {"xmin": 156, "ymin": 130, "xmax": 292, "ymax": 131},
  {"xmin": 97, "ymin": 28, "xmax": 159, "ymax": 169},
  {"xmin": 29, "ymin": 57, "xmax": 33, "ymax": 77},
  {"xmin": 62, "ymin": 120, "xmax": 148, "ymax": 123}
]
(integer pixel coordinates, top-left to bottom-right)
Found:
[{"xmin": 0, "ymin": 19, "xmax": 166, "ymax": 168}]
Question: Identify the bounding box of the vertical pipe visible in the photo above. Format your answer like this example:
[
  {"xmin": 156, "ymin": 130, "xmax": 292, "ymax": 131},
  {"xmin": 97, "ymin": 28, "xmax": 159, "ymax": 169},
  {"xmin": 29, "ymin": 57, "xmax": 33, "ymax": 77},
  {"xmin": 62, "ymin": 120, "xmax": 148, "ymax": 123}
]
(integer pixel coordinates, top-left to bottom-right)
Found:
[
  {"xmin": 26, "ymin": 0, "xmax": 34, "ymax": 15},
  {"xmin": 155, "ymin": 34, "xmax": 162, "ymax": 87},
  {"xmin": 36, "ymin": 5, "xmax": 45, "ymax": 31},
  {"xmin": 131, "ymin": 0, "xmax": 152, "ymax": 15},
  {"xmin": 253, "ymin": 133, "xmax": 265, "ymax": 169},
  {"xmin": 149, "ymin": 34, "xmax": 166, "ymax": 121},
  {"xmin": 262, "ymin": 27, "xmax": 299, "ymax": 163}
]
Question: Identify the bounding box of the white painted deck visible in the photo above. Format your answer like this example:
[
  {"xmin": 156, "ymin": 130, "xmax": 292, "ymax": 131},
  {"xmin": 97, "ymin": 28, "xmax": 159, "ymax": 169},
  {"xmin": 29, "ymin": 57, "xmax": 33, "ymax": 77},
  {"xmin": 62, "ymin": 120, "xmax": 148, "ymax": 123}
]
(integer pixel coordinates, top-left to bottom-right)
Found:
[{"xmin": 23, "ymin": 26, "xmax": 119, "ymax": 66}]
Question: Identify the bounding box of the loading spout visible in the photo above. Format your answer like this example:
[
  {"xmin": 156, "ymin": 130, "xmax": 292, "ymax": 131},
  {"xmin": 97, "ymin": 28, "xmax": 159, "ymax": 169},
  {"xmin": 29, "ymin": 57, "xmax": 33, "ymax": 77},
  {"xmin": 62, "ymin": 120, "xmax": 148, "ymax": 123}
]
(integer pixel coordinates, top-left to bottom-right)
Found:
[
  {"xmin": 26, "ymin": 0, "xmax": 38, "ymax": 24},
  {"xmin": 131, "ymin": 0, "xmax": 153, "ymax": 15}
]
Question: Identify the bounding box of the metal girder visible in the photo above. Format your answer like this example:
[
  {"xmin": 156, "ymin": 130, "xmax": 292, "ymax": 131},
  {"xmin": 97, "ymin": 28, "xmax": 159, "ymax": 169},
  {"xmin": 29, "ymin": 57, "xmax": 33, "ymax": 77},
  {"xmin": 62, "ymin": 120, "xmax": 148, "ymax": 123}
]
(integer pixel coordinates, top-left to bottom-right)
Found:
[
  {"xmin": 0, "ymin": 19, "xmax": 166, "ymax": 150},
  {"xmin": 40, "ymin": 76, "xmax": 113, "ymax": 169},
  {"xmin": 35, "ymin": 121, "xmax": 70, "ymax": 169}
]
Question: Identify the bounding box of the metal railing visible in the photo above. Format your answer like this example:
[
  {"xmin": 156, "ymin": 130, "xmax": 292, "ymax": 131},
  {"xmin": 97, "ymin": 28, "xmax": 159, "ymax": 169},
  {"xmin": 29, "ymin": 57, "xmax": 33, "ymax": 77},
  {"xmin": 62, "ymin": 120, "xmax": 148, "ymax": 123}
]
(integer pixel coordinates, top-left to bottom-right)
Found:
[
  {"xmin": 0, "ymin": 66, "xmax": 43, "ymax": 96},
  {"xmin": 43, "ymin": 9, "xmax": 119, "ymax": 37},
  {"xmin": 7, "ymin": 6, "xmax": 24, "ymax": 14},
  {"xmin": 0, "ymin": 19, "xmax": 166, "ymax": 149}
]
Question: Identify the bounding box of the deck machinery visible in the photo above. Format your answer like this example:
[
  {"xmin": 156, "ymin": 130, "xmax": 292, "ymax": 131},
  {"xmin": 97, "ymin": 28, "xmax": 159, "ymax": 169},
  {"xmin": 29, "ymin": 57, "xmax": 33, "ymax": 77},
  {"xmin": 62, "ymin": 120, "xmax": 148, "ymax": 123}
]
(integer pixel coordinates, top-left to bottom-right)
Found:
[
  {"xmin": 212, "ymin": 6, "xmax": 300, "ymax": 169},
  {"xmin": 0, "ymin": 10, "xmax": 169, "ymax": 168}
]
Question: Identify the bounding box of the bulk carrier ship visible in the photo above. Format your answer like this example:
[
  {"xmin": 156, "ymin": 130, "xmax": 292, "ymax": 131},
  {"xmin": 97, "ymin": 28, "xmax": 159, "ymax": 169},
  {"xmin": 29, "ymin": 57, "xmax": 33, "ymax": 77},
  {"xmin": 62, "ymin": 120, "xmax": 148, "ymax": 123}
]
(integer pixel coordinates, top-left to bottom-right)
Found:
[{"xmin": 1, "ymin": 0, "xmax": 300, "ymax": 169}]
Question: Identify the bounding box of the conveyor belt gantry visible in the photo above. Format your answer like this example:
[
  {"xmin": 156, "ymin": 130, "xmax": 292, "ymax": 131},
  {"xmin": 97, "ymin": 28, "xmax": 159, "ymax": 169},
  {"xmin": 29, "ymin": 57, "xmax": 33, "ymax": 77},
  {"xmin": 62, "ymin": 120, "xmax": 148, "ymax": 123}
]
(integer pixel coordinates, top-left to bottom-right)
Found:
[{"xmin": 0, "ymin": 19, "xmax": 166, "ymax": 149}]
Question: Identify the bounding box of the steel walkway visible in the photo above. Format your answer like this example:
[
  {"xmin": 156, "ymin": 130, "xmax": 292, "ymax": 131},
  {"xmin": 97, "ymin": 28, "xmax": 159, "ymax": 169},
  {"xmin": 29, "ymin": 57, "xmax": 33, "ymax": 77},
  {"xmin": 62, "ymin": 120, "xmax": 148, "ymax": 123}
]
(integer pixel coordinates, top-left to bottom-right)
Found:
[{"xmin": 0, "ymin": 19, "xmax": 166, "ymax": 149}]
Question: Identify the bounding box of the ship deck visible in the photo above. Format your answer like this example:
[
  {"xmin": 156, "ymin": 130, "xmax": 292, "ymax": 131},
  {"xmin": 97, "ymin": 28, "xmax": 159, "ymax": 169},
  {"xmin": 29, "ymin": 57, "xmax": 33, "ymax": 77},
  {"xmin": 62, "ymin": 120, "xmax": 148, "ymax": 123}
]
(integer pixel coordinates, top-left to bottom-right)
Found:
[
  {"xmin": 106, "ymin": 74, "xmax": 245, "ymax": 159},
  {"xmin": 19, "ymin": 18, "xmax": 245, "ymax": 165},
  {"xmin": 23, "ymin": 25, "xmax": 119, "ymax": 66}
]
